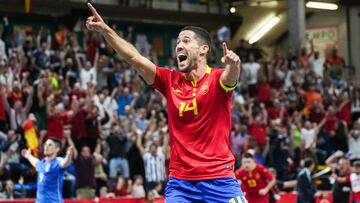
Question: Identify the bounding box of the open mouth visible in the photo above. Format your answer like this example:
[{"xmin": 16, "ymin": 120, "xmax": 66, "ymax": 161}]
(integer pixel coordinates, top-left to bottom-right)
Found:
[{"xmin": 177, "ymin": 53, "xmax": 188, "ymax": 63}]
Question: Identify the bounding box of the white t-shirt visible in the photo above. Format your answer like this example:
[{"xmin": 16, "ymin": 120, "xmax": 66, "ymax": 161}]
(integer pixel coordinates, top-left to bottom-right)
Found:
[
  {"xmin": 0, "ymin": 39, "xmax": 7, "ymax": 61},
  {"xmin": 301, "ymin": 128, "xmax": 316, "ymax": 149},
  {"xmin": 243, "ymin": 62, "xmax": 261, "ymax": 85},
  {"xmin": 310, "ymin": 58, "xmax": 325, "ymax": 78},
  {"xmin": 350, "ymin": 173, "xmax": 360, "ymax": 193},
  {"xmin": 80, "ymin": 67, "xmax": 97, "ymax": 88},
  {"xmin": 349, "ymin": 135, "xmax": 360, "ymax": 159}
]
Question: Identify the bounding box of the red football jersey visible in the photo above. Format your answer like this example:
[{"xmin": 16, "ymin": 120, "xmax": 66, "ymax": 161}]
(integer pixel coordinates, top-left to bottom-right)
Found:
[
  {"xmin": 235, "ymin": 164, "xmax": 273, "ymax": 203},
  {"xmin": 152, "ymin": 66, "xmax": 235, "ymax": 180}
]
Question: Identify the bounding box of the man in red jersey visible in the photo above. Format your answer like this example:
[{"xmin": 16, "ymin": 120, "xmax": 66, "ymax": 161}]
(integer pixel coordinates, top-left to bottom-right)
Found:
[
  {"xmin": 86, "ymin": 3, "xmax": 246, "ymax": 202},
  {"xmin": 236, "ymin": 152, "xmax": 276, "ymax": 203}
]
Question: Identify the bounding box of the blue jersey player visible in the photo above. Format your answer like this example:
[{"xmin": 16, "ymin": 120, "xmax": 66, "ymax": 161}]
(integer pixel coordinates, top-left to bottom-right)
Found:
[{"xmin": 22, "ymin": 138, "xmax": 73, "ymax": 203}]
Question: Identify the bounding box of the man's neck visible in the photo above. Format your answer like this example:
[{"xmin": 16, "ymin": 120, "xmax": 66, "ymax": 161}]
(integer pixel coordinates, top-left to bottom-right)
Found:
[
  {"xmin": 183, "ymin": 60, "xmax": 207, "ymax": 81},
  {"xmin": 45, "ymin": 155, "xmax": 57, "ymax": 162}
]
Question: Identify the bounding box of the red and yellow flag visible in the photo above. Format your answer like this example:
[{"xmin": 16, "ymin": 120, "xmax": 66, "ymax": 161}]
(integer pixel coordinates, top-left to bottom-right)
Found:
[{"xmin": 23, "ymin": 119, "xmax": 39, "ymax": 156}]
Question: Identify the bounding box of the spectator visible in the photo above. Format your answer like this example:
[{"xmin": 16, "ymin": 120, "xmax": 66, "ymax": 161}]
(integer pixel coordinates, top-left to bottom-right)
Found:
[
  {"xmin": 242, "ymin": 53, "xmax": 261, "ymax": 97},
  {"xmin": 326, "ymin": 151, "xmax": 351, "ymax": 203},
  {"xmin": 1, "ymin": 179, "xmax": 25, "ymax": 199},
  {"xmin": 296, "ymin": 158, "xmax": 316, "ymax": 203},
  {"xmin": 142, "ymin": 143, "xmax": 166, "ymax": 193},
  {"xmin": 0, "ymin": 130, "xmax": 28, "ymax": 181},
  {"xmin": 113, "ymin": 176, "xmax": 132, "ymax": 197},
  {"xmin": 347, "ymin": 121, "xmax": 360, "ymax": 160},
  {"xmin": 310, "ymin": 51, "xmax": 325, "ymax": 82},
  {"xmin": 66, "ymin": 130, "xmax": 100, "ymax": 200},
  {"xmin": 106, "ymin": 122, "xmax": 130, "ymax": 179},
  {"xmin": 117, "ymin": 87, "xmax": 133, "ymax": 117},
  {"xmin": 131, "ymin": 175, "xmax": 145, "ymax": 198},
  {"xmin": 2, "ymin": 86, "xmax": 33, "ymax": 132}
]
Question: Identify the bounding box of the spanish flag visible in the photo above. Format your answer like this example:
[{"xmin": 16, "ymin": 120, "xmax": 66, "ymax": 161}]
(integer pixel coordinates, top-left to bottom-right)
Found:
[
  {"xmin": 23, "ymin": 119, "xmax": 39, "ymax": 157},
  {"xmin": 25, "ymin": 0, "xmax": 32, "ymax": 13}
]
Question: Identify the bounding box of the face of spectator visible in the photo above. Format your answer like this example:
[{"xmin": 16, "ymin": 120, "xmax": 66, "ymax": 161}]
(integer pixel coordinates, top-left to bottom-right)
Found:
[
  {"xmin": 5, "ymin": 180, "xmax": 14, "ymax": 191},
  {"xmin": 314, "ymin": 51, "xmax": 319, "ymax": 59},
  {"xmin": 123, "ymin": 87, "xmax": 129, "ymax": 97},
  {"xmin": 150, "ymin": 144, "xmax": 157, "ymax": 156},
  {"xmin": 92, "ymin": 106, "xmax": 99, "ymax": 116},
  {"xmin": 147, "ymin": 191, "xmax": 155, "ymax": 202},
  {"xmin": 7, "ymin": 130, "xmax": 16, "ymax": 141},
  {"xmin": 41, "ymin": 42, "xmax": 47, "ymax": 51},
  {"xmin": 43, "ymin": 139, "xmax": 60, "ymax": 157},
  {"xmin": 176, "ymin": 30, "xmax": 206, "ymax": 73},
  {"xmin": 305, "ymin": 121, "xmax": 312, "ymax": 129},
  {"xmin": 14, "ymin": 100, "xmax": 23, "ymax": 111},
  {"xmin": 352, "ymin": 130, "xmax": 360, "ymax": 139},
  {"xmin": 111, "ymin": 124, "xmax": 121, "ymax": 135},
  {"xmin": 81, "ymin": 146, "xmax": 91, "ymax": 159},
  {"xmin": 13, "ymin": 81, "xmax": 21, "ymax": 92},
  {"xmin": 339, "ymin": 158, "xmax": 350, "ymax": 172},
  {"xmin": 85, "ymin": 61, "xmax": 92, "ymax": 70},
  {"xmin": 248, "ymin": 53, "xmax": 255, "ymax": 62},
  {"xmin": 241, "ymin": 157, "xmax": 255, "ymax": 172},
  {"xmin": 99, "ymin": 93, "xmax": 105, "ymax": 103},
  {"xmin": 65, "ymin": 58, "xmax": 73, "ymax": 67},
  {"xmin": 308, "ymin": 163, "xmax": 315, "ymax": 172},
  {"xmin": 117, "ymin": 176, "xmax": 125, "ymax": 186},
  {"xmin": 332, "ymin": 49, "xmax": 338, "ymax": 56},
  {"xmin": 134, "ymin": 176, "xmax": 143, "ymax": 185},
  {"xmin": 355, "ymin": 166, "xmax": 360, "ymax": 174}
]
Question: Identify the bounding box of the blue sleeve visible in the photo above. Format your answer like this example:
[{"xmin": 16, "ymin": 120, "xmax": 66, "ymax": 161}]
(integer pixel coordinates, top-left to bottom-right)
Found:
[
  {"xmin": 55, "ymin": 157, "xmax": 66, "ymax": 172},
  {"xmin": 35, "ymin": 160, "xmax": 42, "ymax": 172}
]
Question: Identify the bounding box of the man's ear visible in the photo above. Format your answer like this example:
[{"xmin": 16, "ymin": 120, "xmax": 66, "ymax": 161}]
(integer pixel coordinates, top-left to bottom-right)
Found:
[{"xmin": 200, "ymin": 44, "xmax": 209, "ymax": 56}]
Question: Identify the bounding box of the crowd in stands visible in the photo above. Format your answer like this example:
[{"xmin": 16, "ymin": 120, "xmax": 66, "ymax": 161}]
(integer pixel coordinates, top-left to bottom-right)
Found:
[{"xmin": 0, "ymin": 14, "xmax": 358, "ymax": 201}]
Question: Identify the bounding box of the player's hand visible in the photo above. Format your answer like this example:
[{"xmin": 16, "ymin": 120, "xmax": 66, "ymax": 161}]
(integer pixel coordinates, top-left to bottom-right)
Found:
[
  {"xmin": 259, "ymin": 188, "xmax": 268, "ymax": 196},
  {"xmin": 86, "ymin": 3, "xmax": 106, "ymax": 33},
  {"xmin": 21, "ymin": 148, "xmax": 31, "ymax": 159},
  {"xmin": 221, "ymin": 42, "xmax": 240, "ymax": 68},
  {"xmin": 66, "ymin": 146, "xmax": 74, "ymax": 159}
]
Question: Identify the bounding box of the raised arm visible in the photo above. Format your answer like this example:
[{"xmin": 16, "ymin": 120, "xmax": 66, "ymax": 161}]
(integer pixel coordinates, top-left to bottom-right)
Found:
[
  {"xmin": 22, "ymin": 148, "xmax": 39, "ymax": 168},
  {"xmin": 326, "ymin": 150, "xmax": 343, "ymax": 169},
  {"xmin": 64, "ymin": 129, "xmax": 78, "ymax": 159},
  {"xmin": 220, "ymin": 43, "xmax": 241, "ymax": 88},
  {"xmin": 60, "ymin": 146, "xmax": 74, "ymax": 168},
  {"xmin": 86, "ymin": 3, "xmax": 156, "ymax": 85}
]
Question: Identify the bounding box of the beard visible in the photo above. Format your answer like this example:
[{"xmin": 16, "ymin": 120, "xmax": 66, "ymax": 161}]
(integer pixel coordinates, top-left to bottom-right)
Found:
[{"xmin": 177, "ymin": 56, "xmax": 196, "ymax": 73}]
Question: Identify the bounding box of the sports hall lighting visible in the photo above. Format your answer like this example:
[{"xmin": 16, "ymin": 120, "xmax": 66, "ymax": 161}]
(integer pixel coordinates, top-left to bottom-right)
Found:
[
  {"xmin": 249, "ymin": 16, "xmax": 280, "ymax": 44},
  {"xmin": 306, "ymin": 1, "xmax": 338, "ymax": 10}
]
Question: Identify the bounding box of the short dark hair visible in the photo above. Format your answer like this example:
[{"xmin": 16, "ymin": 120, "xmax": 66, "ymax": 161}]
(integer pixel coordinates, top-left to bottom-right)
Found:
[
  {"xmin": 354, "ymin": 161, "xmax": 360, "ymax": 167},
  {"xmin": 304, "ymin": 158, "xmax": 314, "ymax": 168},
  {"xmin": 242, "ymin": 152, "xmax": 254, "ymax": 160},
  {"xmin": 181, "ymin": 26, "xmax": 211, "ymax": 52},
  {"xmin": 46, "ymin": 137, "xmax": 62, "ymax": 149}
]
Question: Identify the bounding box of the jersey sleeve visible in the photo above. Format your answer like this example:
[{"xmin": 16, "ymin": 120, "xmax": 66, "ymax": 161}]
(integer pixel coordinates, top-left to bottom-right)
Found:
[
  {"xmin": 151, "ymin": 67, "xmax": 172, "ymax": 96},
  {"xmin": 35, "ymin": 160, "xmax": 42, "ymax": 172},
  {"xmin": 260, "ymin": 166, "xmax": 274, "ymax": 181},
  {"xmin": 214, "ymin": 69, "xmax": 237, "ymax": 95},
  {"xmin": 56, "ymin": 157, "xmax": 66, "ymax": 171}
]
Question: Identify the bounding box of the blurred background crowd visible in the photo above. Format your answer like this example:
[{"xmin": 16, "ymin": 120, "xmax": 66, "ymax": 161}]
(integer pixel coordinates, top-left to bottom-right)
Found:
[{"xmin": 0, "ymin": 0, "xmax": 359, "ymax": 202}]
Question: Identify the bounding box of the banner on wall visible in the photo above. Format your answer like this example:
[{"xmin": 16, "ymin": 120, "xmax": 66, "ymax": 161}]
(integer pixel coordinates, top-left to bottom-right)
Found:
[{"xmin": 305, "ymin": 25, "xmax": 339, "ymax": 57}]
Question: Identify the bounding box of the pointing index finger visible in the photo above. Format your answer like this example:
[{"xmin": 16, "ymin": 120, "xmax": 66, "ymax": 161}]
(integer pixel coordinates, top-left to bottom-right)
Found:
[
  {"xmin": 222, "ymin": 42, "xmax": 228, "ymax": 56},
  {"xmin": 88, "ymin": 3, "xmax": 99, "ymax": 17}
]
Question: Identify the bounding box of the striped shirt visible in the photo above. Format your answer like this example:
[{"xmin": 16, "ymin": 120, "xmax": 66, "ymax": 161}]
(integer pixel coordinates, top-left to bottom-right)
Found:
[{"xmin": 144, "ymin": 152, "xmax": 165, "ymax": 182}]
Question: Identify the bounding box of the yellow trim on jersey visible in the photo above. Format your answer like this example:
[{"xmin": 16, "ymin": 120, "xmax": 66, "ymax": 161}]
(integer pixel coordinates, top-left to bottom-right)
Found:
[
  {"xmin": 219, "ymin": 78, "xmax": 237, "ymax": 92},
  {"xmin": 205, "ymin": 65, "xmax": 212, "ymax": 74}
]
